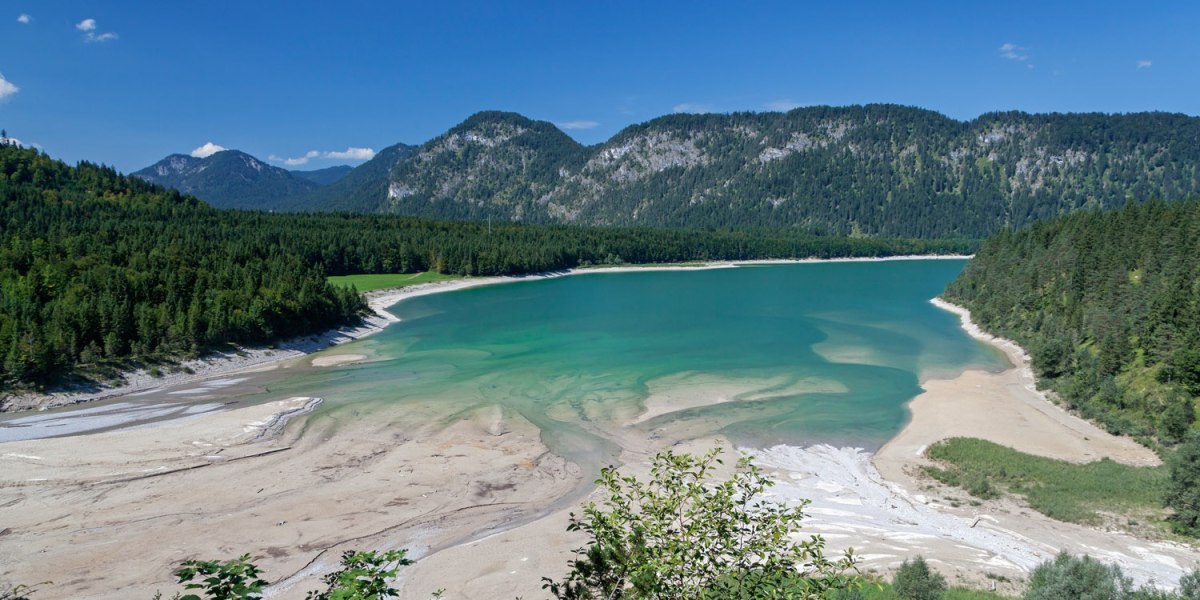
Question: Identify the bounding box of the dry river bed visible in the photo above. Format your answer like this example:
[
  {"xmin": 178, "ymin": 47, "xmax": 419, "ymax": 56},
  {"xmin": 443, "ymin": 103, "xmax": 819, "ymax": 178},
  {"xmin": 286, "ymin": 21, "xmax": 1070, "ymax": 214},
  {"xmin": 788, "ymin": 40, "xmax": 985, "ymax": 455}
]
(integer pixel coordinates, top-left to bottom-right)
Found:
[{"xmin": 2, "ymin": 276, "xmax": 1199, "ymax": 598}]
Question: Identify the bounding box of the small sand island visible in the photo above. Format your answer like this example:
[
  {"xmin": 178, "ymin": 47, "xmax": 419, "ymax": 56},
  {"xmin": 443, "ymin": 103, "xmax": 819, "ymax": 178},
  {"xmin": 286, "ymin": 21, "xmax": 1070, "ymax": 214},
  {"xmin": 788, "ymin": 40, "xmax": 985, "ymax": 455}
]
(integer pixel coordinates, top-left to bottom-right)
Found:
[{"xmin": 2, "ymin": 260, "xmax": 1198, "ymax": 600}]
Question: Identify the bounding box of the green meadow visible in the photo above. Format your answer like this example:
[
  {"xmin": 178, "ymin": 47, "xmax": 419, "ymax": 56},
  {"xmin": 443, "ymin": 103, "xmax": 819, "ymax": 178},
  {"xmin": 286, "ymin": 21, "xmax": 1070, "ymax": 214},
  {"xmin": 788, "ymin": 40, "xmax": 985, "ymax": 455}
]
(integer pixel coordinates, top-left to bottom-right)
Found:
[
  {"xmin": 327, "ymin": 271, "xmax": 461, "ymax": 293},
  {"xmin": 924, "ymin": 437, "xmax": 1167, "ymax": 525}
]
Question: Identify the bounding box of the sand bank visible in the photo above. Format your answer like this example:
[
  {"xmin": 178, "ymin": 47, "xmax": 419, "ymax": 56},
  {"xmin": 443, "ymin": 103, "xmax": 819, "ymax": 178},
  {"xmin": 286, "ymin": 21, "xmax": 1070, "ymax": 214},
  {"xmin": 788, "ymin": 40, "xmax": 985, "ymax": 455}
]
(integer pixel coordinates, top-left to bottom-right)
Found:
[
  {"xmin": 0, "ymin": 315, "xmax": 391, "ymax": 414},
  {"xmin": 0, "ymin": 397, "xmax": 580, "ymax": 599},
  {"xmin": 14, "ymin": 256, "xmax": 1104, "ymax": 595},
  {"xmin": 397, "ymin": 289, "xmax": 1185, "ymax": 597},
  {"xmin": 310, "ymin": 354, "xmax": 367, "ymax": 367},
  {"xmin": 683, "ymin": 298, "xmax": 1184, "ymax": 593},
  {"xmin": 403, "ymin": 293, "xmax": 1185, "ymax": 596},
  {"xmin": 630, "ymin": 372, "xmax": 846, "ymax": 425},
  {"xmin": 2, "ymin": 255, "xmax": 969, "ymax": 417}
]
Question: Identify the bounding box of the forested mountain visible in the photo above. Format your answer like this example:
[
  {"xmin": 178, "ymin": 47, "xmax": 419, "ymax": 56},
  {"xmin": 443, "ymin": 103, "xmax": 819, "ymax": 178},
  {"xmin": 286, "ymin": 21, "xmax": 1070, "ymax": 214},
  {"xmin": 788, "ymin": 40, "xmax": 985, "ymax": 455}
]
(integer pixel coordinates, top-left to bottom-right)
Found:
[
  {"xmin": 131, "ymin": 107, "xmax": 1200, "ymax": 239},
  {"xmin": 383, "ymin": 111, "xmax": 589, "ymax": 221},
  {"xmin": 0, "ymin": 145, "xmax": 364, "ymax": 391},
  {"xmin": 944, "ymin": 199, "xmax": 1200, "ymax": 444},
  {"xmin": 291, "ymin": 164, "xmax": 353, "ymax": 185},
  {"xmin": 289, "ymin": 142, "xmax": 416, "ymax": 212},
  {"xmin": 329, "ymin": 106, "xmax": 1200, "ymax": 238},
  {"xmin": 1, "ymin": 144, "xmax": 969, "ymax": 393},
  {"xmin": 132, "ymin": 150, "xmax": 320, "ymax": 210}
]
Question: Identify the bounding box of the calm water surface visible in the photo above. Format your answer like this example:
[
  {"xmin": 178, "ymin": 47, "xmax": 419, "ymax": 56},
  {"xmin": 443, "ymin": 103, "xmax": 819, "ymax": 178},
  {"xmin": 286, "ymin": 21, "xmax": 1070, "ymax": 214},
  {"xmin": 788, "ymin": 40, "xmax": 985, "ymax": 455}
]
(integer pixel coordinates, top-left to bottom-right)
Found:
[{"xmin": 2, "ymin": 261, "xmax": 1008, "ymax": 471}]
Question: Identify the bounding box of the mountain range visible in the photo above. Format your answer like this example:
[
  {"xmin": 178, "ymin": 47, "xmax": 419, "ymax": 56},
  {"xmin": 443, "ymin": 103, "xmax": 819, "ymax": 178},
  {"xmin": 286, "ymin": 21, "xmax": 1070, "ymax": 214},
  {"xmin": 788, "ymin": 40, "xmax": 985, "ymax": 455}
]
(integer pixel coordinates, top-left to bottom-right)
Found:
[
  {"xmin": 132, "ymin": 151, "xmax": 352, "ymax": 210},
  {"xmin": 134, "ymin": 105, "xmax": 1200, "ymax": 237}
]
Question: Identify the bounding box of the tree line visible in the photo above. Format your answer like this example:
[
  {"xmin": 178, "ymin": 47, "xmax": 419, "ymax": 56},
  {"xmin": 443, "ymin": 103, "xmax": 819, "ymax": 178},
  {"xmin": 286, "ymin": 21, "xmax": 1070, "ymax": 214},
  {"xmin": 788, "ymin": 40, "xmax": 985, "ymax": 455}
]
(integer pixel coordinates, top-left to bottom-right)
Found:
[
  {"xmin": 944, "ymin": 198, "xmax": 1200, "ymax": 447},
  {"xmin": 0, "ymin": 144, "xmax": 970, "ymax": 392}
]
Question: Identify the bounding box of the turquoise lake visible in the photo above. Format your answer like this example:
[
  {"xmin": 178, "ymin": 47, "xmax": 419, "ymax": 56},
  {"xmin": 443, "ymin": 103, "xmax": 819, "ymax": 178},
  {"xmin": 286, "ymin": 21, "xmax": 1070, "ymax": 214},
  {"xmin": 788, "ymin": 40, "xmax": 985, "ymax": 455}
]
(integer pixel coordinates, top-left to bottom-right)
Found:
[
  {"xmin": 0, "ymin": 259, "xmax": 1012, "ymax": 477},
  {"xmin": 230, "ymin": 260, "xmax": 1007, "ymax": 473}
]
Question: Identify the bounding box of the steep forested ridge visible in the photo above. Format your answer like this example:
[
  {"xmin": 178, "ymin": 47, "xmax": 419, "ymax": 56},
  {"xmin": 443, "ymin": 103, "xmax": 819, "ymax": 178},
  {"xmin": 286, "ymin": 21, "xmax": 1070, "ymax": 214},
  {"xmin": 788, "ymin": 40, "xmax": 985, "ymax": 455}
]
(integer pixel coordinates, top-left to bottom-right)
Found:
[
  {"xmin": 944, "ymin": 199, "xmax": 1200, "ymax": 443},
  {"xmin": 1, "ymin": 144, "xmax": 970, "ymax": 392},
  {"xmin": 290, "ymin": 142, "xmax": 417, "ymax": 212},
  {"xmin": 0, "ymin": 145, "xmax": 364, "ymax": 389},
  {"xmin": 135, "ymin": 107, "xmax": 1200, "ymax": 239},
  {"xmin": 353, "ymin": 106, "xmax": 1200, "ymax": 238}
]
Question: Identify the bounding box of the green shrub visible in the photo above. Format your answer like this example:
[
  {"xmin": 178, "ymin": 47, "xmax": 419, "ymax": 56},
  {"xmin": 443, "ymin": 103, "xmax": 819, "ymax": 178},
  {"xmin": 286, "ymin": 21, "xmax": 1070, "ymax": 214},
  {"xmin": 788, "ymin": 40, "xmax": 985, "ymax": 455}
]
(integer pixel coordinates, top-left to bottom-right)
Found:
[
  {"xmin": 172, "ymin": 554, "xmax": 268, "ymax": 600},
  {"xmin": 1023, "ymin": 552, "xmax": 1133, "ymax": 600},
  {"xmin": 305, "ymin": 550, "xmax": 411, "ymax": 600},
  {"xmin": 893, "ymin": 556, "xmax": 946, "ymax": 600},
  {"xmin": 1165, "ymin": 434, "xmax": 1200, "ymax": 534},
  {"xmin": 542, "ymin": 447, "xmax": 861, "ymax": 599}
]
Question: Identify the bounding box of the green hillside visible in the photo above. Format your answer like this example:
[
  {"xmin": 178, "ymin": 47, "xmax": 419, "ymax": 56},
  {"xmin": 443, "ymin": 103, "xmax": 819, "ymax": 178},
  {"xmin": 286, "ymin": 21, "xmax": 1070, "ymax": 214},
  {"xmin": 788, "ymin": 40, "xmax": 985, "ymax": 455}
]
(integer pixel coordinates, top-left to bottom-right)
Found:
[
  {"xmin": 944, "ymin": 198, "xmax": 1200, "ymax": 443},
  {"xmin": 1, "ymin": 143, "xmax": 971, "ymax": 393},
  {"xmin": 0, "ymin": 145, "xmax": 363, "ymax": 391},
  {"xmin": 359, "ymin": 106, "xmax": 1200, "ymax": 238}
]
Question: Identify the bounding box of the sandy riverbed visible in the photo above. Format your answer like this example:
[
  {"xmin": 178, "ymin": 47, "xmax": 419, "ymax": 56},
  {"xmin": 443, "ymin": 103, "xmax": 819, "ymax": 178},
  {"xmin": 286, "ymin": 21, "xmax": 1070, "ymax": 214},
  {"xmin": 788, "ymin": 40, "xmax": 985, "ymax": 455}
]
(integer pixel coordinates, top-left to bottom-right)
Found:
[
  {"xmin": 0, "ymin": 398, "xmax": 581, "ymax": 599},
  {"xmin": 399, "ymin": 298, "xmax": 1198, "ymax": 598},
  {"xmin": 5, "ymin": 260, "xmax": 1196, "ymax": 598}
]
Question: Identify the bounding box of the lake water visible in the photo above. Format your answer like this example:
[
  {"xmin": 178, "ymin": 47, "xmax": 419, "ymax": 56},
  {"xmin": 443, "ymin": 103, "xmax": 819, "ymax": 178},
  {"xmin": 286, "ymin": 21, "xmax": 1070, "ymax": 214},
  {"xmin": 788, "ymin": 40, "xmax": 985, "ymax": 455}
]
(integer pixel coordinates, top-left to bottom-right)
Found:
[{"xmin": 1, "ymin": 260, "xmax": 1008, "ymax": 471}]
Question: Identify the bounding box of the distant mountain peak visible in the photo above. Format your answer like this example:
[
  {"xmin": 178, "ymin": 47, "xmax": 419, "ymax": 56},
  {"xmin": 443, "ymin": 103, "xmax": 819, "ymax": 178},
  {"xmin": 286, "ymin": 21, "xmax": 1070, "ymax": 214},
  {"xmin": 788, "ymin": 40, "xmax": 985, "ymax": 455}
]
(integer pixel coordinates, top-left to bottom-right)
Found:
[{"xmin": 133, "ymin": 149, "xmax": 319, "ymax": 210}]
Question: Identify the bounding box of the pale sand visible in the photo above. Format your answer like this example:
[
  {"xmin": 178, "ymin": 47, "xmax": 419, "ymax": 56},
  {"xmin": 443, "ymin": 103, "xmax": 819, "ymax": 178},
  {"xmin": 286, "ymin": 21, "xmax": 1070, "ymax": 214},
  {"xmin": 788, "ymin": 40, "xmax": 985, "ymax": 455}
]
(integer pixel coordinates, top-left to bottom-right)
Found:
[
  {"xmin": 631, "ymin": 372, "xmax": 847, "ymax": 425},
  {"xmin": 22, "ymin": 256, "xmax": 1176, "ymax": 598},
  {"xmin": 404, "ymin": 297, "xmax": 1195, "ymax": 597},
  {"xmin": 0, "ymin": 399, "xmax": 580, "ymax": 599},
  {"xmin": 886, "ymin": 298, "xmax": 1160, "ymax": 468},
  {"xmin": 310, "ymin": 354, "xmax": 367, "ymax": 367}
]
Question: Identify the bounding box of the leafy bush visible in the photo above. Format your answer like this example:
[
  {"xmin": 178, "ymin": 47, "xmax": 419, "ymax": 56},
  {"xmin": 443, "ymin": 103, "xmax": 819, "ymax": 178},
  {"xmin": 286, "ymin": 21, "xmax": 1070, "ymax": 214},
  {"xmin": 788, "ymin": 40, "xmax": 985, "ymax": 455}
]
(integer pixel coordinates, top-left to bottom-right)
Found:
[
  {"xmin": 173, "ymin": 554, "xmax": 268, "ymax": 600},
  {"xmin": 306, "ymin": 550, "xmax": 411, "ymax": 600},
  {"xmin": 1024, "ymin": 552, "xmax": 1134, "ymax": 600},
  {"xmin": 893, "ymin": 556, "xmax": 946, "ymax": 600},
  {"xmin": 1165, "ymin": 433, "xmax": 1200, "ymax": 534},
  {"xmin": 158, "ymin": 550, "xmax": 408, "ymax": 600},
  {"xmin": 1179, "ymin": 569, "xmax": 1200, "ymax": 600},
  {"xmin": 542, "ymin": 447, "xmax": 860, "ymax": 599}
]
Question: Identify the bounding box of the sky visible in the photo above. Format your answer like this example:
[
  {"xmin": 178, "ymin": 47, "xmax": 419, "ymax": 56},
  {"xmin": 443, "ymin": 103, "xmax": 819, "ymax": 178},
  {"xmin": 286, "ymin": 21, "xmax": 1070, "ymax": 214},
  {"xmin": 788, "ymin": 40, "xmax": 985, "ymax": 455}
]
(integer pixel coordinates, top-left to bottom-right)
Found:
[{"xmin": 1, "ymin": 1, "xmax": 1197, "ymax": 173}]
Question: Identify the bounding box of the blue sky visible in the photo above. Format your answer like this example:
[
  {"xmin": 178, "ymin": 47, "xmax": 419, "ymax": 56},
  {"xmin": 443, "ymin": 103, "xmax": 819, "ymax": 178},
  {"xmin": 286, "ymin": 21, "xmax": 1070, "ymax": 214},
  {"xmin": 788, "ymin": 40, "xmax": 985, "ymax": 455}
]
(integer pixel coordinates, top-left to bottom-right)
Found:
[{"xmin": 1, "ymin": 1, "xmax": 1196, "ymax": 173}]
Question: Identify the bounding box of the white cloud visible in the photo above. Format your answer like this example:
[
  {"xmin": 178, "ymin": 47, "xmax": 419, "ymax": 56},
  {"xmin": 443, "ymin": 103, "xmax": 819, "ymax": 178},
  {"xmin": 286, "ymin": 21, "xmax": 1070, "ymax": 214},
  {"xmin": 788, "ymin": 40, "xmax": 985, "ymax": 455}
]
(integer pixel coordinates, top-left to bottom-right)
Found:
[
  {"xmin": 766, "ymin": 100, "xmax": 801, "ymax": 112},
  {"xmin": 77, "ymin": 18, "xmax": 118, "ymax": 42},
  {"xmin": 269, "ymin": 150, "xmax": 320, "ymax": 166},
  {"xmin": 556, "ymin": 120, "xmax": 599, "ymax": 130},
  {"xmin": 191, "ymin": 142, "xmax": 228, "ymax": 158},
  {"xmin": 325, "ymin": 147, "xmax": 375, "ymax": 161},
  {"xmin": 1137, "ymin": 60, "xmax": 1153, "ymax": 69},
  {"xmin": 0, "ymin": 73, "xmax": 18, "ymax": 100},
  {"xmin": 672, "ymin": 103, "xmax": 715, "ymax": 114},
  {"xmin": 998, "ymin": 42, "xmax": 1029, "ymax": 61},
  {"xmin": 17, "ymin": 14, "xmax": 31, "ymax": 24},
  {"xmin": 270, "ymin": 147, "xmax": 376, "ymax": 166}
]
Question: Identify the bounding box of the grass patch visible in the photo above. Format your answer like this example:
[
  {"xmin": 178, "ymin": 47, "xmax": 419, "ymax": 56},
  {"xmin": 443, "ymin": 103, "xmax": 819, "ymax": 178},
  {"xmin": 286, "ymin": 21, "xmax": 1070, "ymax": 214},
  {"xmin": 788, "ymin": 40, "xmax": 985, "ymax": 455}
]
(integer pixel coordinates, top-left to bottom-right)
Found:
[
  {"xmin": 326, "ymin": 272, "xmax": 460, "ymax": 293},
  {"xmin": 925, "ymin": 437, "xmax": 1167, "ymax": 524}
]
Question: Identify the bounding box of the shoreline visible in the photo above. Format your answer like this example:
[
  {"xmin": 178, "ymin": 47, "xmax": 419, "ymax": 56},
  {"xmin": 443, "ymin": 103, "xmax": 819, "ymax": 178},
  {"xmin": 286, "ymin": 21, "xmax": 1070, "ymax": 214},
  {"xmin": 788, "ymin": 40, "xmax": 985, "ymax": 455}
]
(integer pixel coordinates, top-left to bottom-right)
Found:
[
  {"xmin": 1, "ymin": 254, "xmax": 971, "ymax": 417},
  {"xmin": 858, "ymin": 296, "xmax": 1174, "ymax": 587},
  {"xmin": 915, "ymin": 297, "xmax": 1160, "ymax": 467},
  {"xmin": 722, "ymin": 296, "xmax": 1183, "ymax": 594},
  {"xmin": 6, "ymin": 261, "xmax": 1198, "ymax": 597}
]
